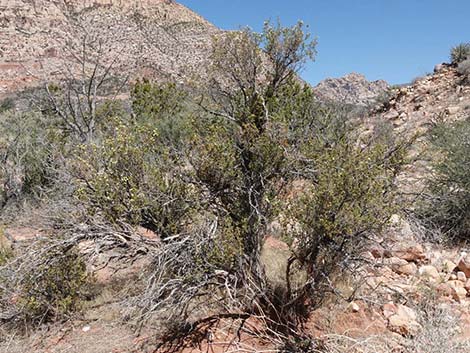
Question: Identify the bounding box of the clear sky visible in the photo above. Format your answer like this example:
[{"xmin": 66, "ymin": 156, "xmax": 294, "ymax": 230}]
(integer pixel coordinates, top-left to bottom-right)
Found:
[{"xmin": 178, "ymin": 0, "xmax": 470, "ymax": 85}]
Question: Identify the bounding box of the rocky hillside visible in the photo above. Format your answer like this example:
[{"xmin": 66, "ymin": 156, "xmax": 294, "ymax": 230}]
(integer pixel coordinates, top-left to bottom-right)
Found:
[
  {"xmin": 313, "ymin": 72, "xmax": 389, "ymax": 106},
  {"xmin": 373, "ymin": 64, "xmax": 470, "ymax": 194},
  {"xmin": 0, "ymin": 0, "xmax": 219, "ymax": 97}
]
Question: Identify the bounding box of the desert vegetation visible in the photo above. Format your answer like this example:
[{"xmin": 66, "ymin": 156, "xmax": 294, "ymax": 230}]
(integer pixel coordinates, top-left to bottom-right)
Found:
[{"xmin": 0, "ymin": 11, "xmax": 469, "ymax": 352}]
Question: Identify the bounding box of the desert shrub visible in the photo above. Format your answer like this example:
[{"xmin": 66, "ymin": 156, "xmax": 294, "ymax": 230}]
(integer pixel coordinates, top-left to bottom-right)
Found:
[
  {"xmin": 0, "ymin": 243, "xmax": 92, "ymax": 326},
  {"xmin": 0, "ymin": 98, "xmax": 14, "ymax": 113},
  {"xmin": 450, "ymin": 43, "xmax": 470, "ymax": 65},
  {"xmin": 131, "ymin": 80, "xmax": 192, "ymax": 151},
  {"xmin": 0, "ymin": 229, "xmax": 12, "ymax": 266},
  {"xmin": 457, "ymin": 58, "xmax": 470, "ymax": 75},
  {"xmin": 18, "ymin": 247, "xmax": 90, "ymax": 323},
  {"xmin": 457, "ymin": 59, "xmax": 470, "ymax": 84},
  {"xmin": 73, "ymin": 118, "xmax": 192, "ymax": 237},
  {"xmin": 132, "ymin": 22, "xmax": 409, "ymax": 346},
  {"xmin": 417, "ymin": 119, "xmax": 470, "ymax": 240},
  {"xmin": 0, "ymin": 111, "xmax": 60, "ymax": 209}
]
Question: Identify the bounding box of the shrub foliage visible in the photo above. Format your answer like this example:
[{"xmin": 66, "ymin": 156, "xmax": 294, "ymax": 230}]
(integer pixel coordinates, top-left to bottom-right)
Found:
[
  {"xmin": 418, "ymin": 119, "xmax": 470, "ymax": 240},
  {"xmin": 450, "ymin": 43, "xmax": 470, "ymax": 65}
]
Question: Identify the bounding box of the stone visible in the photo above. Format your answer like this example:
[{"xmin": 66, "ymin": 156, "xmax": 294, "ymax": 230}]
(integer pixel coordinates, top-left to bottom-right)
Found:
[
  {"xmin": 447, "ymin": 280, "xmax": 467, "ymax": 302},
  {"xmin": 349, "ymin": 301, "xmax": 360, "ymax": 313},
  {"xmin": 457, "ymin": 271, "xmax": 467, "ymax": 283},
  {"xmin": 386, "ymin": 257, "xmax": 409, "ymax": 274},
  {"xmin": 393, "ymin": 244, "xmax": 427, "ymax": 262},
  {"xmin": 388, "ymin": 304, "xmax": 421, "ymax": 336},
  {"xmin": 383, "ymin": 302, "xmax": 398, "ymax": 319},
  {"xmin": 434, "ymin": 63, "xmax": 446, "ymax": 73},
  {"xmin": 465, "ymin": 279, "xmax": 470, "ymax": 292},
  {"xmin": 396, "ymin": 262, "xmax": 418, "ymax": 276},
  {"xmin": 445, "ymin": 106, "xmax": 461, "ymax": 115},
  {"xmin": 442, "ymin": 260, "xmax": 457, "ymax": 273},
  {"xmin": 458, "ymin": 254, "xmax": 470, "ymax": 278},
  {"xmin": 384, "ymin": 109, "xmax": 400, "ymax": 120},
  {"xmin": 370, "ymin": 246, "xmax": 385, "ymax": 259},
  {"xmin": 437, "ymin": 283, "xmax": 453, "ymax": 297},
  {"xmin": 418, "ymin": 265, "xmax": 441, "ymax": 281}
]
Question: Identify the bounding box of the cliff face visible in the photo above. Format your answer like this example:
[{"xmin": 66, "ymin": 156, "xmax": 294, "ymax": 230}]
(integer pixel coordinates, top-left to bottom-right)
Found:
[{"xmin": 0, "ymin": 0, "xmax": 219, "ymax": 96}]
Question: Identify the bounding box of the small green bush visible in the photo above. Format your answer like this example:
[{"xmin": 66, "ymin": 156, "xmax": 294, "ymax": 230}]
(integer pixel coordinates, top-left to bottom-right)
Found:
[
  {"xmin": 0, "ymin": 98, "xmax": 14, "ymax": 113},
  {"xmin": 418, "ymin": 119, "xmax": 470, "ymax": 240},
  {"xmin": 450, "ymin": 43, "xmax": 470, "ymax": 65},
  {"xmin": 17, "ymin": 247, "xmax": 91, "ymax": 323}
]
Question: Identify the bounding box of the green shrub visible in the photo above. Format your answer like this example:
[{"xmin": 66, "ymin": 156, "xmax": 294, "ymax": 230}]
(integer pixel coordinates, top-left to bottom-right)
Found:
[
  {"xmin": 0, "ymin": 111, "xmax": 59, "ymax": 208},
  {"xmin": 74, "ymin": 118, "xmax": 192, "ymax": 237},
  {"xmin": 450, "ymin": 43, "xmax": 470, "ymax": 65},
  {"xmin": 417, "ymin": 119, "xmax": 470, "ymax": 240},
  {"xmin": 0, "ymin": 97, "xmax": 14, "ymax": 113},
  {"xmin": 17, "ymin": 246, "xmax": 91, "ymax": 323},
  {"xmin": 131, "ymin": 80, "xmax": 192, "ymax": 151}
]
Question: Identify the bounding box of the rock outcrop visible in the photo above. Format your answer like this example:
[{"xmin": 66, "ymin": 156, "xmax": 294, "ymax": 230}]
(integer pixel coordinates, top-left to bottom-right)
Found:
[{"xmin": 313, "ymin": 72, "xmax": 389, "ymax": 106}]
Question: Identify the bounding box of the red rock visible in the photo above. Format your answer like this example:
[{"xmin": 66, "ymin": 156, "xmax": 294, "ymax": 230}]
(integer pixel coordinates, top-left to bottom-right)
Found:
[
  {"xmin": 458, "ymin": 255, "xmax": 470, "ymax": 278},
  {"xmin": 393, "ymin": 244, "xmax": 427, "ymax": 262},
  {"xmin": 388, "ymin": 305, "xmax": 421, "ymax": 336},
  {"xmin": 436, "ymin": 283, "xmax": 453, "ymax": 297},
  {"xmin": 383, "ymin": 302, "xmax": 398, "ymax": 319}
]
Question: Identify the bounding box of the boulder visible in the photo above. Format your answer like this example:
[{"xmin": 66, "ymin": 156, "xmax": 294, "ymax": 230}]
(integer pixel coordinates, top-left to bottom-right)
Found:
[
  {"xmin": 388, "ymin": 304, "xmax": 421, "ymax": 336},
  {"xmin": 442, "ymin": 259, "xmax": 457, "ymax": 273},
  {"xmin": 396, "ymin": 262, "xmax": 418, "ymax": 276},
  {"xmin": 393, "ymin": 244, "xmax": 427, "ymax": 262},
  {"xmin": 447, "ymin": 280, "xmax": 467, "ymax": 302},
  {"xmin": 418, "ymin": 265, "xmax": 441, "ymax": 282},
  {"xmin": 457, "ymin": 271, "xmax": 467, "ymax": 283},
  {"xmin": 458, "ymin": 254, "xmax": 470, "ymax": 278}
]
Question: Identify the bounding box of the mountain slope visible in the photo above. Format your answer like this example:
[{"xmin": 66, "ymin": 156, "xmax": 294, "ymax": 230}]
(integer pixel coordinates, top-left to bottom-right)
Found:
[{"xmin": 0, "ymin": 0, "xmax": 219, "ymax": 97}]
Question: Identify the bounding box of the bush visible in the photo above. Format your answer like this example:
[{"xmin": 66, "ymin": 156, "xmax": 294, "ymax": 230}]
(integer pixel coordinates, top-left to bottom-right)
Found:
[
  {"xmin": 450, "ymin": 43, "xmax": 470, "ymax": 65},
  {"xmin": 0, "ymin": 111, "xmax": 59, "ymax": 209},
  {"xmin": 131, "ymin": 80, "xmax": 192, "ymax": 150},
  {"xmin": 129, "ymin": 22, "xmax": 409, "ymax": 343},
  {"xmin": 0, "ymin": 244, "xmax": 92, "ymax": 325},
  {"xmin": 457, "ymin": 59, "xmax": 470, "ymax": 83},
  {"xmin": 73, "ymin": 118, "xmax": 192, "ymax": 237},
  {"xmin": 18, "ymin": 247, "xmax": 90, "ymax": 323},
  {"xmin": 417, "ymin": 119, "xmax": 470, "ymax": 240}
]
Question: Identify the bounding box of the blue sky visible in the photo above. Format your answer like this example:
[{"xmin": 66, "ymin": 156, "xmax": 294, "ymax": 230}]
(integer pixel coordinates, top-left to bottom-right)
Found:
[{"xmin": 178, "ymin": 0, "xmax": 470, "ymax": 85}]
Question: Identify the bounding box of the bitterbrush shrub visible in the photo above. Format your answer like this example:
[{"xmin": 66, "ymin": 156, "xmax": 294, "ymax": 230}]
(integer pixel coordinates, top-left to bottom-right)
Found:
[
  {"xmin": 17, "ymin": 246, "xmax": 91, "ymax": 324},
  {"xmin": 417, "ymin": 118, "xmax": 470, "ymax": 240}
]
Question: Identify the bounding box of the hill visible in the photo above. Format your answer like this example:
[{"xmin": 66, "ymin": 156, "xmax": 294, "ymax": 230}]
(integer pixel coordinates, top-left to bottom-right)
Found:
[{"xmin": 0, "ymin": 0, "xmax": 219, "ymax": 97}]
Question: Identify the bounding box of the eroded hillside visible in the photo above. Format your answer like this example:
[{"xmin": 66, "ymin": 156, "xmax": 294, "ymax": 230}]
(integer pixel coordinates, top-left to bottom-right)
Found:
[{"xmin": 0, "ymin": 0, "xmax": 218, "ymax": 96}]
